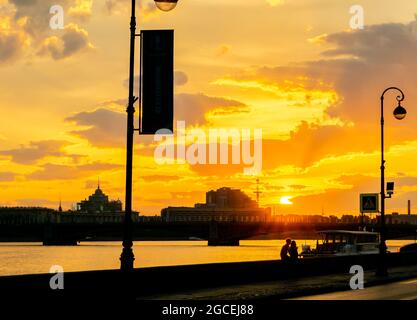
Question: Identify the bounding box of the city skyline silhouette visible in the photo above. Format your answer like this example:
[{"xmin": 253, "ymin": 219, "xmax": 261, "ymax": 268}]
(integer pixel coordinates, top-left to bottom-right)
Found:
[{"xmin": 1, "ymin": 1, "xmax": 417, "ymax": 217}]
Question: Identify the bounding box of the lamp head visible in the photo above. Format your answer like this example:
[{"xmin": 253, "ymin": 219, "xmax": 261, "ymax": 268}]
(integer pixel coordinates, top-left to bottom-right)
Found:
[
  {"xmin": 154, "ymin": 0, "xmax": 178, "ymax": 11},
  {"xmin": 393, "ymin": 104, "xmax": 407, "ymax": 120},
  {"xmin": 387, "ymin": 182, "xmax": 395, "ymax": 195}
]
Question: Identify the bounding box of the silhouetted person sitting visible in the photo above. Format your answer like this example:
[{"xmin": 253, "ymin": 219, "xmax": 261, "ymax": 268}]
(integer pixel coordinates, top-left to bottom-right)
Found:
[
  {"xmin": 280, "ymin": 238, "xmax": 291, "ymax": 261},
  {"xmin": 289, "ymin": 240, "xmax": 299, "ymax": 261}
]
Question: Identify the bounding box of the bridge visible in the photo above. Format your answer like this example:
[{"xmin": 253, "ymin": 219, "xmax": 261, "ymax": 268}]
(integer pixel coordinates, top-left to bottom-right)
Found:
[{"xmin": 1, "ymin": 220, "xmax": 416, "ymax": 245}]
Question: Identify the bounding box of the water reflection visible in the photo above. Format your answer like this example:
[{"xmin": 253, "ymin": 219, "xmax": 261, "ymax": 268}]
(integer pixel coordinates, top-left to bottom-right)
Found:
[{"xmin": 0, "ymin": 239, "xmax": 413, "ymax": 276}]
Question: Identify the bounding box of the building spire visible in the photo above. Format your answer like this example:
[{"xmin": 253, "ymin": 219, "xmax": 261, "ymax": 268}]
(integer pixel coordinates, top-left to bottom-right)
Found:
[
  {"xmin": 254, "ymin": 178, "xmax": 262, "ymax": 206},
  {"xmin": 58, "ymin": 195, "xmax": 62, "ymax": 212},
  {"xmin": 98, "ymin": 176, "xmax": 100, "ymax": 189}
]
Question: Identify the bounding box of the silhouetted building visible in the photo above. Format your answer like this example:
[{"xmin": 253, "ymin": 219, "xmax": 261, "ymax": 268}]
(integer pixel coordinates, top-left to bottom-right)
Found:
[
  {"xmin": 272, "ymin": 214, "xmax": 331, "ymax": 224},
  {"xmin": 0, "ymin": 207, "xmax": 54, "ymax": 225},
  {"xmin": 0, "ymin": 206, "xmax": 139, "ymax": 225},
  {"xmin": 341, "ymin": 215, "xmax": 355, "ymax": 224},
  {"xmin": 385, "ymin": 212, "xmax": 417, "ymax": 225},
  {"xmin": 203, "ymin": 187, "xmax": 258, "ymax": 209},
  {"xmin": 162, "ymin": 187, "xmax": 271, "ymax": 223},
  {"xmin": 76, "ymin": 184, "xmax": 122, "ymax": 213}
]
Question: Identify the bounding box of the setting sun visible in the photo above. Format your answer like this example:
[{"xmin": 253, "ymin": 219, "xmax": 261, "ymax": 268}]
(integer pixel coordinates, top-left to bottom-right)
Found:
[{"xmin": 279, "ymin": 196, "xmax": 293, "ymax": 205}]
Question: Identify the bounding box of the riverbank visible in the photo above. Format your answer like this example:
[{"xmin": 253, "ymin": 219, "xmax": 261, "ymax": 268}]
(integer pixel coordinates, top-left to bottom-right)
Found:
[
  {"xmin": 1, "ymin": 252, "xmax": 417, "ymax": 301},
  {"xmin": 142, "ymin": 264, "xmax": 417, "ymax": 300}
]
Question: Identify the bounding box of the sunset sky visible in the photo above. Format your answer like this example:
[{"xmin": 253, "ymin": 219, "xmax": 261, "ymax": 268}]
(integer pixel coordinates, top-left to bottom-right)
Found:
[{"xmin": 1, "ymin": 0, "xmax": 417, "ymax": 216}]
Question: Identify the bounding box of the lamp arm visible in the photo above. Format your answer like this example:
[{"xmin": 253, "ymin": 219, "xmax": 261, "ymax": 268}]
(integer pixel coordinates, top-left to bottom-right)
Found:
[{"xmin": 381, "ymin": 87, "xmax": 405, "ymax": 103}]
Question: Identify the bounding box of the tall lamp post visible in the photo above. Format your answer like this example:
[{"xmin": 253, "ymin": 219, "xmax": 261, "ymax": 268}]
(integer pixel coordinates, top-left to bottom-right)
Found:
[
  {"xmin": 120, "ymin": 0, "xmax": 179, "ymax": 271},
  {"xmin": 377, "ymin": 87, "xmax": 407, "ymax": 276}
]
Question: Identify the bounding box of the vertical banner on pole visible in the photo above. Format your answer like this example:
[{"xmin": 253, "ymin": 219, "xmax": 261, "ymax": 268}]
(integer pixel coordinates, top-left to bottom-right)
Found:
[{"xmin": 139, "ymin": 30, "xmax": 174, "ymax": 135}]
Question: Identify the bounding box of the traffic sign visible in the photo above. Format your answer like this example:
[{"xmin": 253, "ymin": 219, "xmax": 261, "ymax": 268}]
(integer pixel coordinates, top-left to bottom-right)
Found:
[{"xmin": 360, "ymin": 193, "xmax": 379, "ymax": 213}]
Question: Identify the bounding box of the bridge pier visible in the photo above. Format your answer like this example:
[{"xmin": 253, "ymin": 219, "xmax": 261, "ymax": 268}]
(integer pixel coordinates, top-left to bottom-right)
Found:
[
  {"xmin": 208, "ymin": 238, "xmax": 240, "ymax": 246},
  {"xmin": 208, "ymin": 221, "xmax": 240, "ymax": 246},
  {"xmin": 43, "ymin": 224, "xmax": 78, "ymax": 246}
]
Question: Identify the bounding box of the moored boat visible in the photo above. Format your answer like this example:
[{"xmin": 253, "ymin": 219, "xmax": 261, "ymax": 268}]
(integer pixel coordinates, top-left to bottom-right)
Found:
[{"xmin": 300, "ymin": 230, "xmax": 380, "ymax": 257}]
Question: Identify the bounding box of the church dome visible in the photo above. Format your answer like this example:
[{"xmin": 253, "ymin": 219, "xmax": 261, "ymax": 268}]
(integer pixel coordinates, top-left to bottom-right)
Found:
[{"xmin": 94, "ymin": 187, "xmax": 104, "ymax": 195}]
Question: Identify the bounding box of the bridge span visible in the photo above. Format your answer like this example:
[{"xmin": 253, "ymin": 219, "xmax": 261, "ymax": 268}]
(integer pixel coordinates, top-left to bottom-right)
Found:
[{"xmin": 1, "ymin": 220, "xmax": 416, "ymax": 245}]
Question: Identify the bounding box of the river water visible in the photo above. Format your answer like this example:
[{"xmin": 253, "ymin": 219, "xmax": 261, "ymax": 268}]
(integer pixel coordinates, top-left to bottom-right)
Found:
[{"xmin": 0, "ymin": 239, "xmax": 414, "ymax": 276}]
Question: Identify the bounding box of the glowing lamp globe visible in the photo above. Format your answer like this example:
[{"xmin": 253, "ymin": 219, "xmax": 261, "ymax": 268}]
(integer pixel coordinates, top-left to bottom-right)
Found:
[
  {"xmin": 393, "ymin": 105, "xmax": 407, "ymax": 120},
  {"xmin": 154, "ymin": 0, "xmax": 178, "ymax": 11}
]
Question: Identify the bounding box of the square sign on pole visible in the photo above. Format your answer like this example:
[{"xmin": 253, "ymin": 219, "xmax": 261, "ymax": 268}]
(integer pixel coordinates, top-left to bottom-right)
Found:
[
  {"xmin": 360, "ymin": 193, "xmax": 379, "ymax": 213},
  {"xmin": 139, "ymin": 30, "xmax": 174, "ymax": 135}
]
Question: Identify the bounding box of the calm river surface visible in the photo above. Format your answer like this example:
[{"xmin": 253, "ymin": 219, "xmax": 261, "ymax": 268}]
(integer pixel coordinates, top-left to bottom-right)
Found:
[{"xmin": 0, "ymin": 239, "xmax": 414, "ymax": 276}]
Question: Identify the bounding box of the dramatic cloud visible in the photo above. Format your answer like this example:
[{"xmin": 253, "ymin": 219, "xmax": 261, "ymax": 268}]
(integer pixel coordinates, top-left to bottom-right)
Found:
[
  {"xmin": 279, "ymin": 20, "xmax": 417, "ymax": 127},
  {"xmin": 260, "ymin": 122, "xmax": 376, "ymax": 169},
  {"xmin": 10, "ymin": 0, "xmax": 55, "ymax": 38},
  {"xmin": 316, "ymin": 20, "xmax": 417, "ymax": 127},
  {"xmin": 38, "ymin": 23, "xmax": 94, "ymax": 60},
  {"xmin": 68, "ymin": 0, "xmax": 93, "ymax": 20},
  {"xmin": 179, "ymin": 17, "xmax": 417, "ymax": 213},
  {"xmin": 66, "ymin": 108, "xmax": 126, "ymax": 147},
  {"xmin": 1, "ymin": 0, "xmax": 94, "ymax": 64},
  {"xmin": 0, "ymin": 10, "xmax": 29, "ymax": 64},
  {"xmin": 217, "ymin": 17, "xmax": 417, "ymax": 169},
  {"xmin": 66, "ymin": 94, "xmax": 249, "ymax": 147},
  {"xmin": 175, "ymin": 93, "xmax": 249, "ymax": 125},
  {"xmin": 279, "ymin": 173, "xmax": 417, "ymax": 215},
  {"xmin": 0, "ymin": 140, "xmax": 72, "ymax": 164},
  {"xmin": 10, "ymin": 0, "xmax": 92, "ymax": 36},
  {"xmin": 0, "ymin": 30, "xmax": 27, "ymax": 63}
]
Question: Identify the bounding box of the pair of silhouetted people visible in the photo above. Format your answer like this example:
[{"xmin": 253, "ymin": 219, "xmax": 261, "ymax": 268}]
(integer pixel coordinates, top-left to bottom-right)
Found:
[{"xmin": 280, "ymin": 238, "xmax": 298, "ymax": 261}]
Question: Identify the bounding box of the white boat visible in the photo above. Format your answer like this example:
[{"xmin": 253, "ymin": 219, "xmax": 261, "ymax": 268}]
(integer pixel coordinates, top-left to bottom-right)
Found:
[{"xmin": 300, "ymin": 230, "xmax": 380, "ymax": 257}]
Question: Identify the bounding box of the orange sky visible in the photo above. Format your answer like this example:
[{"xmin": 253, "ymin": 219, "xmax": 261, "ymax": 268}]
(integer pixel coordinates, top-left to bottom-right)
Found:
[{"xmin": 1, "ymin": 0, "xmax": 417, "ymax": 216}]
